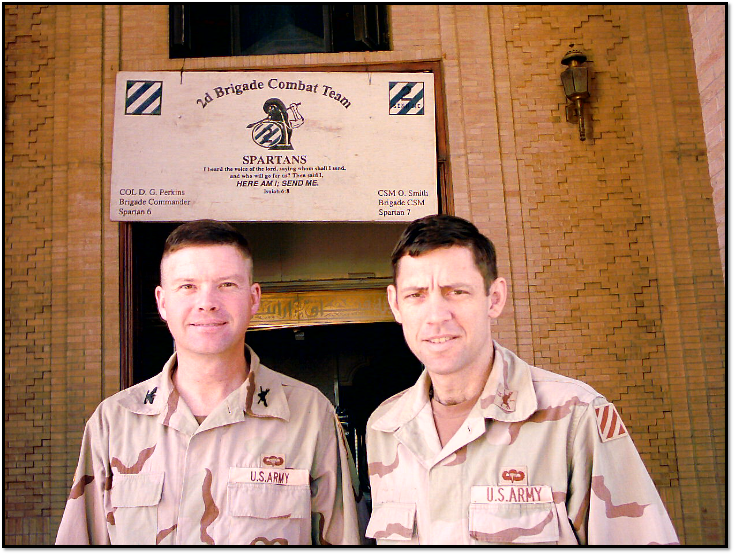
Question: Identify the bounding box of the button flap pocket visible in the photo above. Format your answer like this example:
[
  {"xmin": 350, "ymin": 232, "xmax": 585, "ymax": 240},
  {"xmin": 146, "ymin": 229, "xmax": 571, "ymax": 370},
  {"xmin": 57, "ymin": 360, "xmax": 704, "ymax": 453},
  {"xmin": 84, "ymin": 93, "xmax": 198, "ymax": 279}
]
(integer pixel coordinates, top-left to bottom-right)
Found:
[
  {"xmin": 365, "ymin": 502, "xmax": 416, "ymax": 541},
  {"xmin": 469, "ymin": 502, "xmax": 559, "ymax": 544},
  {"xmin": 228, "ymin": 482, "xmax": 311, "ymax": 519},
  {"xmin": 111, "ymin": 472, "xmax": 164, "ymax": 508}
]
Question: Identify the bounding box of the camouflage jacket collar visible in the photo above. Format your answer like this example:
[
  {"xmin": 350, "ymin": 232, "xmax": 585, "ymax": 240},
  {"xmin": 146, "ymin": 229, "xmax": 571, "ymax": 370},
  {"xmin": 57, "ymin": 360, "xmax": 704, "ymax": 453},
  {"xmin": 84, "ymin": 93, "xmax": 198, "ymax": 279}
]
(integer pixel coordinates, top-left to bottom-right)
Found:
[
  {"xmin": 372, "ymin": 341, "xmax": 539, "ymax": 434},
  {"xmin": 115, "ymin": 345, "xmax": 291, "ymax": 433}
]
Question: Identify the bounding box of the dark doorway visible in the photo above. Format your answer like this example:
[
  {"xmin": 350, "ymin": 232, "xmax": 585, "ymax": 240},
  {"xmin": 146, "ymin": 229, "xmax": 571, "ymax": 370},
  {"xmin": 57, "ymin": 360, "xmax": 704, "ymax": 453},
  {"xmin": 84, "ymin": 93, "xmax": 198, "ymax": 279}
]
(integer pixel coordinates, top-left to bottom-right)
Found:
[
  {"xmin": 128, "ymin": 222, "xmax": 179, "ymax": 386},
  {"xmin": 126, "ymin": 221, "xmax": 408, "ymax": 385},
  {"xmin": 247, "ymin": 322, "xmax": 422, "ymax": 496}
]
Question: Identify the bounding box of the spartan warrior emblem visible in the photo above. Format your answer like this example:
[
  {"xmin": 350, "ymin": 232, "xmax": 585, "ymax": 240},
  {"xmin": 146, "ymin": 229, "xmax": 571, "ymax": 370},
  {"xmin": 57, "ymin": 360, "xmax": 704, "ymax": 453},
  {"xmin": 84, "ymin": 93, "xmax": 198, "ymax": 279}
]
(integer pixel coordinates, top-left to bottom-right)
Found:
[{"xmin": 247, "ymin": 98, "xmax": 304, "ymax": 150}]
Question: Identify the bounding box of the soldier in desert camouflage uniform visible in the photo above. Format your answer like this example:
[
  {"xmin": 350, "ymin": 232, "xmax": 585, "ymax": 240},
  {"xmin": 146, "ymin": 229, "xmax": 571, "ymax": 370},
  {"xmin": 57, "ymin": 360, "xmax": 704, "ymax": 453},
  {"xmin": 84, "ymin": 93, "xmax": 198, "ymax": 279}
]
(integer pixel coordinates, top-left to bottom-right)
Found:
[
  {"xmin": 365, "ymin": 214, "xmax": 678, "ymax": 545},
  {"xmin": 56, "ymin": 220, "xmax": 360, "ymax": 545}
]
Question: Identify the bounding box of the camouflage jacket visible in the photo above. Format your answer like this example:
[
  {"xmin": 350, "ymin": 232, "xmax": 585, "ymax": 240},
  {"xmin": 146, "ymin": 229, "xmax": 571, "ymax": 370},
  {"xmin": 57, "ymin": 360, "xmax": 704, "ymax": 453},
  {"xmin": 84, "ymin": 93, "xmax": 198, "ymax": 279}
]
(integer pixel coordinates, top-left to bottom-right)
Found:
[
  {"xmin": 56, "ymin": 346, "xmax": 360, "ymax": 545},
  {"xmin": 365, "ymin": 341, "xmax": 678, "ymax": 545}
]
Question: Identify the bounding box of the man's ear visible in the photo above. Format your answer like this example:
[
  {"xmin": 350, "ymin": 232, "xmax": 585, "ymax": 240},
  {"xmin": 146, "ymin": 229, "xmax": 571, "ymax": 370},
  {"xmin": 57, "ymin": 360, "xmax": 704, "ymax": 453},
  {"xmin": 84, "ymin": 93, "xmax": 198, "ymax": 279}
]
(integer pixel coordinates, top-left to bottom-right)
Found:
[
  {"xmin": 488, "ymin": 277, "xmax": 507, "ymax": 319},
  {"xmin": 155, "ymin": 285, "xmax": 167, "ymax": 322},
  {"xmin": 387, "ymin": 284, "xmax": 403, "ymax": 324},
  {"xmin": 249, "ymin": 282, "xmax": 262, "ymax": 317}
]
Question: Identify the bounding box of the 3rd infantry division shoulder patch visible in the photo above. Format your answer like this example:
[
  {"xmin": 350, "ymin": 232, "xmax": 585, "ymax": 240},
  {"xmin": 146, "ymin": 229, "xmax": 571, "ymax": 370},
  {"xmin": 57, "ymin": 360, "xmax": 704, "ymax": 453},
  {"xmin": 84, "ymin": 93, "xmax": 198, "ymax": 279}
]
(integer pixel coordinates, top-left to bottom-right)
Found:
[{"xmin": 594, "ymin": 403, "xmax": 628, "ymax": 442}]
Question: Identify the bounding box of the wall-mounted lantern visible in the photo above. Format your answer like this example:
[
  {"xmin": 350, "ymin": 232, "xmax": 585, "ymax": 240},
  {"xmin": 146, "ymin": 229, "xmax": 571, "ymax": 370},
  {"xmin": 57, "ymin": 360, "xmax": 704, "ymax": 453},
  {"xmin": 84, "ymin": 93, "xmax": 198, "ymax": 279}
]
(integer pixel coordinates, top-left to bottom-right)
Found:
[{"xmin": 560, "ymin": 46, "xmax": 590, "ymax": 141}]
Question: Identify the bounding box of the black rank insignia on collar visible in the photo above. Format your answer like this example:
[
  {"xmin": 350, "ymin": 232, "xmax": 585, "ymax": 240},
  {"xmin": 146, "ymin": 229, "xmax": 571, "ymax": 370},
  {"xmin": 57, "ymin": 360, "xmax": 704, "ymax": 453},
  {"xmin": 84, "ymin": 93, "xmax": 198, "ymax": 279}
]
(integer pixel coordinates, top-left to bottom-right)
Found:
[
  {"xmin": 257, "ymin": 386, "xmax": 270, "ymax": 407},
  {"xmin": 144, "ymin": 387, "xmax": 157, "ymax": 405}
]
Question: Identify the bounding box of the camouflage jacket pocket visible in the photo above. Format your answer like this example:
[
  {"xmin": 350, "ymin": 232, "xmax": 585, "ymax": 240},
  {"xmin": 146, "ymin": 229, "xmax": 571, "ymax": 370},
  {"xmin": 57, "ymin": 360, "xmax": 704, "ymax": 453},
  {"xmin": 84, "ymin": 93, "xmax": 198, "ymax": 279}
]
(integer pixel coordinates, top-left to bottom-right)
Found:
[
  {"xmin": 468, "ymin": 501, "xmax": 559, "ymax": 544},
  {"xmin": 227, "ymin": 482, "xmax": 311, "ymax": 519},
  {"xmin": 109, "ymin": 472, "xmax": 164, "ymax": 545},
  {"xmin": 226, "ymin": 480, "xmax": 311, "ymax": 545},
  {"xmin": 365, "ymin": 502, "xmax": 416, "ymax": 542}
]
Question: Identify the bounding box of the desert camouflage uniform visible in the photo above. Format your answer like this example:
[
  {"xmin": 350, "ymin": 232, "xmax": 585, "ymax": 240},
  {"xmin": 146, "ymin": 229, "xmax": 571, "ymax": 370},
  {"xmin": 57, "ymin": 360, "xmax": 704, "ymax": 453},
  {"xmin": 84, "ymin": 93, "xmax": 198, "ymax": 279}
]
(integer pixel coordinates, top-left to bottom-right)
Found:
[
  {"xmin": 366, "ymin": 341, "xmax": 678, "ymax": 545},
  {"xmin": 56, "ymin": 346, "xmax": 360, "ymax": 545}
]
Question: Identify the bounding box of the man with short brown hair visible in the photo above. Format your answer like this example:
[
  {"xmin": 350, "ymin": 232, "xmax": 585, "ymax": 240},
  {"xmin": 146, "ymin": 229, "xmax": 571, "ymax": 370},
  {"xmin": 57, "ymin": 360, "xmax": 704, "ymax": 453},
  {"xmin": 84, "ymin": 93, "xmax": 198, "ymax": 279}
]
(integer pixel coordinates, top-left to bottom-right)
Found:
[
  {"xmin": 365, "ymin": 214, "xmax": 678, "ymax": 545},
  {"xmin": 57, "ymin": 220, "xmax": 360, "ymax": 545}
]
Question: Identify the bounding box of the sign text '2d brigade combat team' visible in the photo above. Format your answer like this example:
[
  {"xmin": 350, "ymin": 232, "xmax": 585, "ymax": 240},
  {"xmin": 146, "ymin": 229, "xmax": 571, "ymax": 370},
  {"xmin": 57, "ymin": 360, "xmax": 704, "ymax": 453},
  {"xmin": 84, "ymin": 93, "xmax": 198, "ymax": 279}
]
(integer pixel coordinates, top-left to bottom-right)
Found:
[{"xmin": 55, "ymin": 69, "xmax": 679, "ymax": 546}]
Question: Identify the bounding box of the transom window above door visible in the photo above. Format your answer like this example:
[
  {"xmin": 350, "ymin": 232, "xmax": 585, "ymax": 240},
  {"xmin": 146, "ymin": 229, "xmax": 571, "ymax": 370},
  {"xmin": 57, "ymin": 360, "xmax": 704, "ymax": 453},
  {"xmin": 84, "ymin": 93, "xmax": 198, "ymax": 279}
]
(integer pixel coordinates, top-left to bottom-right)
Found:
[{"xmin": 169, "ymin": 4, "xmax": 390, "ymax": 58}]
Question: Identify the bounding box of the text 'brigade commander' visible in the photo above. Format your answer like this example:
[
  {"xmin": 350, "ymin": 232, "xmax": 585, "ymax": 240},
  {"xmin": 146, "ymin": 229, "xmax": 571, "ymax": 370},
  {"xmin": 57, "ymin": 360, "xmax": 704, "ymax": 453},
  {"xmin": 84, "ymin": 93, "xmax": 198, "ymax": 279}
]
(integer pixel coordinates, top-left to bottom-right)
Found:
[
  {"xmin": 364, "ymin": 214, "xmax": 678, "ymax": 545},
  {"xmin": 56, "ymin": 220, "xmax": 360, "ymax": 545}
]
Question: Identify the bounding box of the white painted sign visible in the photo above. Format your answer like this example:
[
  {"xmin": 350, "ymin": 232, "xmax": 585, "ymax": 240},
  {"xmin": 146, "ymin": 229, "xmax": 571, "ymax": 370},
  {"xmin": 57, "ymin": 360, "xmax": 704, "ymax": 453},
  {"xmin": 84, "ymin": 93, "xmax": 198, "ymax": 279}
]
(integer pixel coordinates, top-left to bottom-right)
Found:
[{"xmin": 110, "ymin": 71, "xmax": 437, "ymax": 222}]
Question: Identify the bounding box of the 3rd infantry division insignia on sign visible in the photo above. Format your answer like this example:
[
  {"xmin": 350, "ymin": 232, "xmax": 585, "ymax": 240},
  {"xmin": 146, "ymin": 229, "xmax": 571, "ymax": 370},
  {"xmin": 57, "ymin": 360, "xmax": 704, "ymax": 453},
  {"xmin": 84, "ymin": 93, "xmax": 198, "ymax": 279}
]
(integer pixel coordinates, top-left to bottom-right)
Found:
[
  {"xmin": 125, "ymin": 81, "xmax": 162, "ymax": 115},
  {"xmin": 389, "ymin": 82, "xmax": 425, "ymax": 115}
]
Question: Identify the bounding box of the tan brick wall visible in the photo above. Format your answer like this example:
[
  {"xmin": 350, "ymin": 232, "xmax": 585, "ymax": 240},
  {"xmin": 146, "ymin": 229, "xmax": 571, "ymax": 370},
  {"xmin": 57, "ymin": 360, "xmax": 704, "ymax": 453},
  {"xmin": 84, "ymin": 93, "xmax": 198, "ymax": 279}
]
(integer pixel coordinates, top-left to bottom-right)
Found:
[
  {"xmin": 4, "ymin": 4, "xmax": 725, "ymax": 545},
  {"xmin": 465, "ymin": 6, "xmax": 724, "ymax": 544},
  {"xmin": 5, "ymin": 5, "xmax": 57, "ymax": 544},
  {"xmin": 688, "ymin": 4, "xmax": 725, "ymax": 277}
]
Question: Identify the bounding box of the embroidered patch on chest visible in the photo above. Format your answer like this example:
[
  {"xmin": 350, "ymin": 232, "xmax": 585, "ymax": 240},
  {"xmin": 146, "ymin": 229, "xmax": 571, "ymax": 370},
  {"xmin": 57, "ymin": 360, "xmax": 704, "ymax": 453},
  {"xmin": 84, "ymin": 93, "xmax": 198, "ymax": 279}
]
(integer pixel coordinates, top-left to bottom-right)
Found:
[
  {"xmin": 595, "ymin": 403, "xmax": 628, "ymax": 442},
  {"xmin": 261, "ymin": 453, "xmax": 285, "ymax": 469},
  {"xmin": 499, "ymin": 466, "xmax": 528, "ymax": 485}
]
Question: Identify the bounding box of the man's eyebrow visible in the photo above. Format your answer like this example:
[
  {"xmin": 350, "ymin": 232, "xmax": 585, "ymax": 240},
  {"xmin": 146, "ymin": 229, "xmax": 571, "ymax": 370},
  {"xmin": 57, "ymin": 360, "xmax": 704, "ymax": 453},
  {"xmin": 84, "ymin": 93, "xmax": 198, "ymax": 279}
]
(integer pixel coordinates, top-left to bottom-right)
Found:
[
  {"xmin": 399, "ymin": 284, "xmax": 427, "ymax": 291},
  {"xmin": 168, "ymin": 276, "xmax": 196, "ymax": 283},
  {"xmin": 169, "ymin": 273, "xmax": 247, "ymax": 283},
  {"xmin": 399, "ymin": 282, "xmax": 476, "ymax": 291},
  {"xmin": 442, "ymin": 282, "xmax": 475, "ymax": 289},
  {"xmin": 217, "ymin": 274, "xmax": 247, "ymax": 281}
]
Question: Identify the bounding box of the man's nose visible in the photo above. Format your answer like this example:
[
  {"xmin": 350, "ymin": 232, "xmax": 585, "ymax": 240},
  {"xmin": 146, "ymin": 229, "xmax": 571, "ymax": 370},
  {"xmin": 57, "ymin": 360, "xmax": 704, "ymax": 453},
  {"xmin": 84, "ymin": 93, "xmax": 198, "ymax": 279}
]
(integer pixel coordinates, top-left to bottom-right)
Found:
[
  {"xmin": 196, "ymin": 286, "xmax": 219, "ymax": 311},
  {"xmin": 425, "ymin": 291, "xmax": 452, "ymax": 323}
]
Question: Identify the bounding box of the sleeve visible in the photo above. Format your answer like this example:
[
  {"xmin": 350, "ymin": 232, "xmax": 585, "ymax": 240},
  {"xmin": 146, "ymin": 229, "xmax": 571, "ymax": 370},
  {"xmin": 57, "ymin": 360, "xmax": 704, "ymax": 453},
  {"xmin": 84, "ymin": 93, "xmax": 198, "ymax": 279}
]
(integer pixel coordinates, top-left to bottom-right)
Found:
[
  {"xmin": 55, "ymin": 407, "xmax": 111, "ymax": 545},
  {"xmin": 567, "ymin": 398, "xmax": 679, "ymax": 545},
  {"xmin": 308, "ymin": 405, "xmax": 361, "ymax": 545}
]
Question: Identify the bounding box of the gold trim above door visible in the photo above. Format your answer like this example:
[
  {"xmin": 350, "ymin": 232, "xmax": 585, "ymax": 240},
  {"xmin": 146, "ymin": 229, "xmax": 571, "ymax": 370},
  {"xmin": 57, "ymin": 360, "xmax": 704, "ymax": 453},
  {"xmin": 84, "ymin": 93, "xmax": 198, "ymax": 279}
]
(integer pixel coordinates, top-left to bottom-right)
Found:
[{"xmin": 251, "ymin": 287, "xmax": 393, "ymax": 330}]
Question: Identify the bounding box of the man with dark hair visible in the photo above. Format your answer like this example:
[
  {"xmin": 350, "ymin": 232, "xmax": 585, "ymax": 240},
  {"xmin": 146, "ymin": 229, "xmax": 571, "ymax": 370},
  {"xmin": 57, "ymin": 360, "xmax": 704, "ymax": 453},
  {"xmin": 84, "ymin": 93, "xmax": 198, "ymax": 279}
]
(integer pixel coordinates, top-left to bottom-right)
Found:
[
  {"xmin": 365, "ymin": 214, "xmax": 678, "ymax": 545},
  {"xmin": 57, "ymin": 220, "xmax": 360, "ymax": 545}
]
